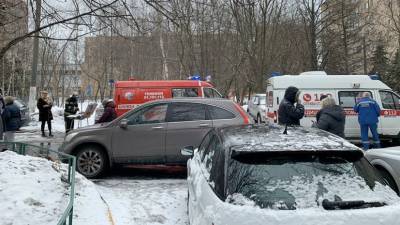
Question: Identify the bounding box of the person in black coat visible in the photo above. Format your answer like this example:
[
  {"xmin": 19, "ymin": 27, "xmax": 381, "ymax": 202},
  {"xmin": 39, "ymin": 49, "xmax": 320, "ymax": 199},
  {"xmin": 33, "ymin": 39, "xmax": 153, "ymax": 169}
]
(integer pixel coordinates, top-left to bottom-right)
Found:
[
  {"xmin": 64, "ymin": 92, "xmax": 79, "ymax": 133},
  {"xmin": 96, "ymin": 100, "xmax": 117, "ymax": 124},
  {"xmin": 314, "ymin": 97, "xmax": 346, "ymax": 138},
  {"xmin": 2, "ymin": 96, "xmax": 21, "ymax": 141},
  {"xmin": 278, "ymin": 86, "xmax": 305, "ymax": 126},
  {"xmin": 37, "ymin": 91, "xmax": 53, "ymax": 137}
]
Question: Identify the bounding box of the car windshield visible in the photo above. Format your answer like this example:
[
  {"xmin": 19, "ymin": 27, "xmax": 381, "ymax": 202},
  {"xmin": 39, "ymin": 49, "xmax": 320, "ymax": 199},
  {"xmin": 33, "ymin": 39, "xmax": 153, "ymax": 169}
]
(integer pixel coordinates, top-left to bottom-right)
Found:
[
  {"xmin": 259, "ymin": 96, "xmax": 266, "ymax": 105},
  {"xmin": 226, "ymin": 154, "xmax": 398, "ymax": 210}
]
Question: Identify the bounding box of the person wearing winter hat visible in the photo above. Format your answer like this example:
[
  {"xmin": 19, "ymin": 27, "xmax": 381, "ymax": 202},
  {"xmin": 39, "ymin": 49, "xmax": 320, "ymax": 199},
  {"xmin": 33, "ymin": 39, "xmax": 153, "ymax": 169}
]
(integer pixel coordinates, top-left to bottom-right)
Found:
[
  {"xmin": 96, "ymin": 99, "xmax": 117, "ymax": 124},
  {"xmin": 314, "ymin": 97, "xmax": 346, "ymax": 138},
  {"xmin": 64, "ymin": 92, "xmax": 79, "ymax": 133},
  {"xmin": 278, "ymin": 86, "xmax": 305, "ymax": 126},
  {"xmin": 37, "ymin": 91, "xmax": 53, "ymax": 137}
]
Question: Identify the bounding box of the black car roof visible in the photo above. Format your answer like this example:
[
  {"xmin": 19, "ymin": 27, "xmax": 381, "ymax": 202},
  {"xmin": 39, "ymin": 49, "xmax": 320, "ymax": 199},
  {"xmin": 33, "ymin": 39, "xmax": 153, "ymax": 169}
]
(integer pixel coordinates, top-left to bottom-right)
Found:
[{"xmin": 218, "ymin": 124, "xmax": 361, "ymax": 152}]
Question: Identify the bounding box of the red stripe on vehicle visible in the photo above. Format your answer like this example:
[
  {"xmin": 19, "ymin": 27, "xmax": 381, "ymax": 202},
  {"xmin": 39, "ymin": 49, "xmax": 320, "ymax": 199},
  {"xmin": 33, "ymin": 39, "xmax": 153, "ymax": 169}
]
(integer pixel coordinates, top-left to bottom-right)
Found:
[
  {"xmin": 304, "ymin": 109, "xmax": 400, "ymax": 117},
  {"xmin": 234, "ymin": 103, "xmax": 249, "ymax": 124},
  {"xmin": 267, "ymin": 112, "xmax": 275, "ymax": 119}
]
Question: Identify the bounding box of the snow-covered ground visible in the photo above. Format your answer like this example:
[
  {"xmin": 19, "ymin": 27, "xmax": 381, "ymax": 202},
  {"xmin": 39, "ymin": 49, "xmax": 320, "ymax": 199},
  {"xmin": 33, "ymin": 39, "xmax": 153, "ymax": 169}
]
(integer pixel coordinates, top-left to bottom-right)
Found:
[
  {"xmin": 0, "ymin": 151, "xmax": 188, "ymax": 225},
  {"xmin": 94, "ymin": 178, "xmax": 188, "ymax": 225},
  {"xmin": 0, "ymin": 151, "xmax": 110, "ymax": 225}
]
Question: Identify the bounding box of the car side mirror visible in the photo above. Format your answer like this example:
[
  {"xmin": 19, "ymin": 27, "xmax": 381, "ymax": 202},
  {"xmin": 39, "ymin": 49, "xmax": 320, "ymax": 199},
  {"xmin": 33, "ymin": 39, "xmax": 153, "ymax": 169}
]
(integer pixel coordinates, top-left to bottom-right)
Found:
[
  {"xmin": 181, "ymin": 146, "xmax": 194, "ymax": 157},
  {"xmin": 119, "ymin": 119, "xmax": 128, "ymax": 129}
]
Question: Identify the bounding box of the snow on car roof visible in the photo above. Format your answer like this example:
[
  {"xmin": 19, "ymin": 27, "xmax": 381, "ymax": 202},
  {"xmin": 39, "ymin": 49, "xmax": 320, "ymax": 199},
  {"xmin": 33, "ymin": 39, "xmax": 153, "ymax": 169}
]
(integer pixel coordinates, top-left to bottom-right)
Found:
[{"xmin": 221, "ymin": 124, "xmax": 361, "ymax": 152}]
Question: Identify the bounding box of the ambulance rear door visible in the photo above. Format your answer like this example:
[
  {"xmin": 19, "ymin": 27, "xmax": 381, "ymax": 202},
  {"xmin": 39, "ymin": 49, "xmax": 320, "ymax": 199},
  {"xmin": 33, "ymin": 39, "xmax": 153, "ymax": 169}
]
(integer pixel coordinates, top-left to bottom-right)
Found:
[
  {"xmin": 377, "ymin": 90, "xmax": 400, "ymax": 137},
  {"xmin": 266, "ymin": 85, "xmax": 277, "ymax": 123},
  {"xmin": 337, "ymin": 90, "xmax": 375, "ymax": 138}
]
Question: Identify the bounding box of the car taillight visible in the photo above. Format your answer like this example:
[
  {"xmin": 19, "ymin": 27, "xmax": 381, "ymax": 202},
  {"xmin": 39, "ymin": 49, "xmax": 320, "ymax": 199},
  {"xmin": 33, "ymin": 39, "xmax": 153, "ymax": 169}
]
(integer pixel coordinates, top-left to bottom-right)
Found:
[
  {"xmin": 274, "ymin": 111, "xmax": 277, "ymax": 123},
  {"xmin": 234, "ymin": 103, "xmax": 250, "ymax": 124}
]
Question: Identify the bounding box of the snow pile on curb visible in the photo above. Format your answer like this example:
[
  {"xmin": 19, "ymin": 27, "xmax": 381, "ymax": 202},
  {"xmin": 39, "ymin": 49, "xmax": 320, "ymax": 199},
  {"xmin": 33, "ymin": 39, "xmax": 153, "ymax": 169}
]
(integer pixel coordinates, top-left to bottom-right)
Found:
[
  {"xmin": 0, "ymin": 151, "xmax": 68, "ymax": 225},
  {"xmin": 0, "ymin": 151, "xmax": 109, "ymax": 225}
]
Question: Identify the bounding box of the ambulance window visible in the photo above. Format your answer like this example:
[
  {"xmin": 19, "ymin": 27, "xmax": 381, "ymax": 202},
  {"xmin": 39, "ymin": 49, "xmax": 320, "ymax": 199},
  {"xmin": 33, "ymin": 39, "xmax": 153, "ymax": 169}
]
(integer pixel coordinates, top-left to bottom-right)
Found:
[
  {"xmin": 379, "ymin": 91, "xmax": 399, "ymax": 110},
  {"xmin": 259, "ymin": 96, "xmax": 266, "ymax": 105},
  {"xmin": 204, "ymin": 88, "xmax": 222, "ymax": 98},
  {"xmin": 267, "ymin": 91, "xmax": 273, "ymax": 107},
  {"xmin": 172, "ymin": 88, "xmax": 199, "ymax": 97},
  {"xmin": 126, "ymin": 104, "xmax": 168, "ymax": 125},
  {"xmin": 167, "ymin": 102, "xmax": 206, "ymax": 122},
  {"xmin": 338, "ymin": 91, "xmax": 373, "ymax": 108},
  {"xmin": 204, "ymin": 88, "xmax": 214, "ymax": 98},
  {"xmin": 253, "ymin": 96, "xmax": 259, "ymax": 104}
]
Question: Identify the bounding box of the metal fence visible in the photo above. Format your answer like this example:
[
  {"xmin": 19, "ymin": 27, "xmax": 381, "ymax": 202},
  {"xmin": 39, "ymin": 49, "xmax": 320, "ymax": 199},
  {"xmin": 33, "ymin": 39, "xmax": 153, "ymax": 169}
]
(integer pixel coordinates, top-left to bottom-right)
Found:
[{"xmin": 1, "ymin": 142, "xmax": 76, "ymax": 225}]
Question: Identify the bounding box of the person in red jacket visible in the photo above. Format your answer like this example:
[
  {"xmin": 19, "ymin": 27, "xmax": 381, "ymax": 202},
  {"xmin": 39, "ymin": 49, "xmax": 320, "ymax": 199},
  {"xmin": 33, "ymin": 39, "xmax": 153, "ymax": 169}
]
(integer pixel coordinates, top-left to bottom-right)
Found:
[{"xmin": 96, "ymin": 99, "xmax": 117, "ymax": 124}]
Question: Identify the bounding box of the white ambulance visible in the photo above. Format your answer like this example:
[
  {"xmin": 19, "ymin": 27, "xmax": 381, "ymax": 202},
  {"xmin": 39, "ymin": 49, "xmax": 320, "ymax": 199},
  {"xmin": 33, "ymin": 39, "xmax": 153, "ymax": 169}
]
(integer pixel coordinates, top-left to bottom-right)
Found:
[{"xmin": 266, "ymin": 71, "xmax": 400, "ymax": 142}]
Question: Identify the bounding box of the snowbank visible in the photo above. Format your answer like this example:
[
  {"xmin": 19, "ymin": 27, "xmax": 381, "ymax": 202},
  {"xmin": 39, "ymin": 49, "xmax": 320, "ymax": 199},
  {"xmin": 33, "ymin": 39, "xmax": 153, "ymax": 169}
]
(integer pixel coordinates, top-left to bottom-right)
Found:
[
  {"xmin": 0, "ymin": 151, "xmax": 68, "ymax": 225},
  {"xmin": 0, "ymin": 151, "xmax": 109, "ymax": 225}
]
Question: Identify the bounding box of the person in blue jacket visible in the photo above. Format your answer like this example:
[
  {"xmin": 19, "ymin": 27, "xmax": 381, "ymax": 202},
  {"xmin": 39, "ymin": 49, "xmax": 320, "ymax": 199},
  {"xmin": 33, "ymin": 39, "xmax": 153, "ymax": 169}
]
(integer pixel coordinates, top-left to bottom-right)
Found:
[
  {"xmin": 2, "ymin": 96, "xmax": 21, "ymax": 142},
  {"xmin": 353, "ymin": 92, "xmax": 381, "ymax": 150}
]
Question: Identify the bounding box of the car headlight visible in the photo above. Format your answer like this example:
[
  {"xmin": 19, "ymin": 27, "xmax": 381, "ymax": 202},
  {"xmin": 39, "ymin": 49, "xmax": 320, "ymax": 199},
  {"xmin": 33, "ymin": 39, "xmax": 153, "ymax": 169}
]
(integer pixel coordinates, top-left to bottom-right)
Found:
[{"xmin": 65, "ymin": 132, "xmax": 78, "ymax": 142}]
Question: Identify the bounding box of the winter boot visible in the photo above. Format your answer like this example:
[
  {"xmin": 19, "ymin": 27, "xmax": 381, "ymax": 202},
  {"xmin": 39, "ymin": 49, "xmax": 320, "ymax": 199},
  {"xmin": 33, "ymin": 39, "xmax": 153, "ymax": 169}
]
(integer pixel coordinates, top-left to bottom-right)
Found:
[
  {"xmin": 48, "ymin": 132, "xmax": 54, "ymax": 137},
  {"xmin": 41, "ymin": 131, "xmax": 47, "ymax": 137}
]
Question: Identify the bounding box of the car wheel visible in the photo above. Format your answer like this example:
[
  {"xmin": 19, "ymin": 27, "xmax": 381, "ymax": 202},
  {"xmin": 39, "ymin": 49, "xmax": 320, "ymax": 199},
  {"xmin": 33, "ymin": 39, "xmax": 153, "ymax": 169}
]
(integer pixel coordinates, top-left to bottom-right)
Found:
[
  {"xmin": 76, "ymin": 145, "xmax": 108, "ymax": 178},
  {"xmin": 378, "ymin": 168, "xmax": 399, "ymax": 195},
  {"xmin": 257, "ymin": 114, "xmax": 262, "ymax": 124},
  {"xmin": 392, "ymin": 138, "xmax": 400, "ymax": 146}
]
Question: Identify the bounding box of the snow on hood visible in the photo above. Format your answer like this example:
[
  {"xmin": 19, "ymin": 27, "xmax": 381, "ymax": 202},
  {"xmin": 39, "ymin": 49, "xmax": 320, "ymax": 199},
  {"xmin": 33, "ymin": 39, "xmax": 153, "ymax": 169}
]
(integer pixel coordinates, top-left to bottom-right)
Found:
[
  {"xmin": 0, "ymin": 151, "xmax": 109, "ymax": 225},
  {"xmin": 223, "ymin": 124, "xmax": 359, "ymax": 152}
]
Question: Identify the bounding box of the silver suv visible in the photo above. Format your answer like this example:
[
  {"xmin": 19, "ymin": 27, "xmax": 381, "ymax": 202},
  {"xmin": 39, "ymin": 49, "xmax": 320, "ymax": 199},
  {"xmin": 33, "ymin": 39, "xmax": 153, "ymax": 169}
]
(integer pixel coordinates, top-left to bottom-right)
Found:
[
  {"xmin": 61, "ymin": 98, "xmax": 251, "ymax": 178},
  {"xmin": 247, "ymin": 94, "xmax": 266, "ymax": 123}
]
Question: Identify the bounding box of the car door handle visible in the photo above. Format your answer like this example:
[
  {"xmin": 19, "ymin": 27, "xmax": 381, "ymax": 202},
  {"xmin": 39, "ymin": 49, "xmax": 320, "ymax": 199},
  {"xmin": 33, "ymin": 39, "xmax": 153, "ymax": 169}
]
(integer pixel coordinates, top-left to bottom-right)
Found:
[
  {"xmin": 198, "ymin": 123, "xmax": 211, "ymax": 128},
  {"xmin": 152, "ymin": 126, "xmax": 164, "ymax": 130}
]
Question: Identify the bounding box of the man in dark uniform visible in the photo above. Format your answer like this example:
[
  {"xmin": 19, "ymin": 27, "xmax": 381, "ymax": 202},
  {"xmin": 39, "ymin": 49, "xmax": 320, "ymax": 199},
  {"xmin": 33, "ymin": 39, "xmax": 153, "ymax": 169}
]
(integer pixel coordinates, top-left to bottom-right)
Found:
[
  {"xmin": 278, "ymin": 86, "xmax": 305, "ymax": 126},
  {"xmin": 64, "ymin": 92, "xmax": 79, "ymax": 133}
]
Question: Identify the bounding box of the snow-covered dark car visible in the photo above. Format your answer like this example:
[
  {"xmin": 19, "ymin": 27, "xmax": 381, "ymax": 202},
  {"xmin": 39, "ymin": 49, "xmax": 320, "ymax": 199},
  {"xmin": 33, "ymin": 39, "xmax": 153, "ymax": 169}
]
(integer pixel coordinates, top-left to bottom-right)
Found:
[{"xmin": 183, "ymin": 125, "xmax": 400, "ymax": 225}]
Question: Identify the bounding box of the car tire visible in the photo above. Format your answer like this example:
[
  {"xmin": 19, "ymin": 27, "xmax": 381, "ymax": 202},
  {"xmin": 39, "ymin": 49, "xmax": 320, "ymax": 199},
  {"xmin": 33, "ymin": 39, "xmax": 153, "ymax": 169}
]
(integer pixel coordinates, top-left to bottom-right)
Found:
[
  {"xmin": 187, "ymin": 191, "xmax": 190, "ymax": 216},
  {"xmin": 75, "ymin": 145, "xmax": 108, "ymax": 178},
  {"xmin": 392, "ymin": 138, "xmax": 400, "ymax": 146},
  {"xmin": 378, "ymin": 168, "xmax": 399, "ymax": 195},
  {"xmin": 257, "ymin": 114, "xmax": 262, "ymax": 124}
]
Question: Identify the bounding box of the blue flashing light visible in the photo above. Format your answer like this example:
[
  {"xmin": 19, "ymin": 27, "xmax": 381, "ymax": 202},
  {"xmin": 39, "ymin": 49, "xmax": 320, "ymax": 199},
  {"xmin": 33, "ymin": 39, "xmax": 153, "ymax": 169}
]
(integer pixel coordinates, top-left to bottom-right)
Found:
[
  {"xmin": 369, "ymin": 74, "xmax": 381, "ymax": 80},
  {"xmin": 191, "ymin": 75, "xmax": 201, "ymax": 80}
]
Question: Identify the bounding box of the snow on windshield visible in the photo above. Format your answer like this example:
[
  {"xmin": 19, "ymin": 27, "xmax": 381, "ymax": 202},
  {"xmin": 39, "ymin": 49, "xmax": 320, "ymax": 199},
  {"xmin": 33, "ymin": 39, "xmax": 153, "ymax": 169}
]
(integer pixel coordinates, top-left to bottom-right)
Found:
[
  {"xmin": 224, "ymin": 125, "xmax": 358, "ymax": 151},
  {"xmin": 227, "ymin": 173, "xmax": 399, "ymax": 210}
]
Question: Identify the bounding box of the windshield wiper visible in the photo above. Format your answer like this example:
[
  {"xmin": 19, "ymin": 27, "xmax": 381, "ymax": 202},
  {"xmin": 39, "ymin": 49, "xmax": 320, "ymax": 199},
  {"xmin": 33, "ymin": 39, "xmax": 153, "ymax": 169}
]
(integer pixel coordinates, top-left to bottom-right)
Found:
[{"xmin": 322, "ymin": 199, "xmax": 386, "ymax": 210}]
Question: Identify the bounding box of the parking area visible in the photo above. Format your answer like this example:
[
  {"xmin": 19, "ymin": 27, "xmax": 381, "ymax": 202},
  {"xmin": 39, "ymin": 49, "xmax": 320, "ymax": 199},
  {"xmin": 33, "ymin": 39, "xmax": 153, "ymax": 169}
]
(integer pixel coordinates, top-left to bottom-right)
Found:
[{"xmin": 92, "ymin": 168, "xmax": 188, "ymax": 225}]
